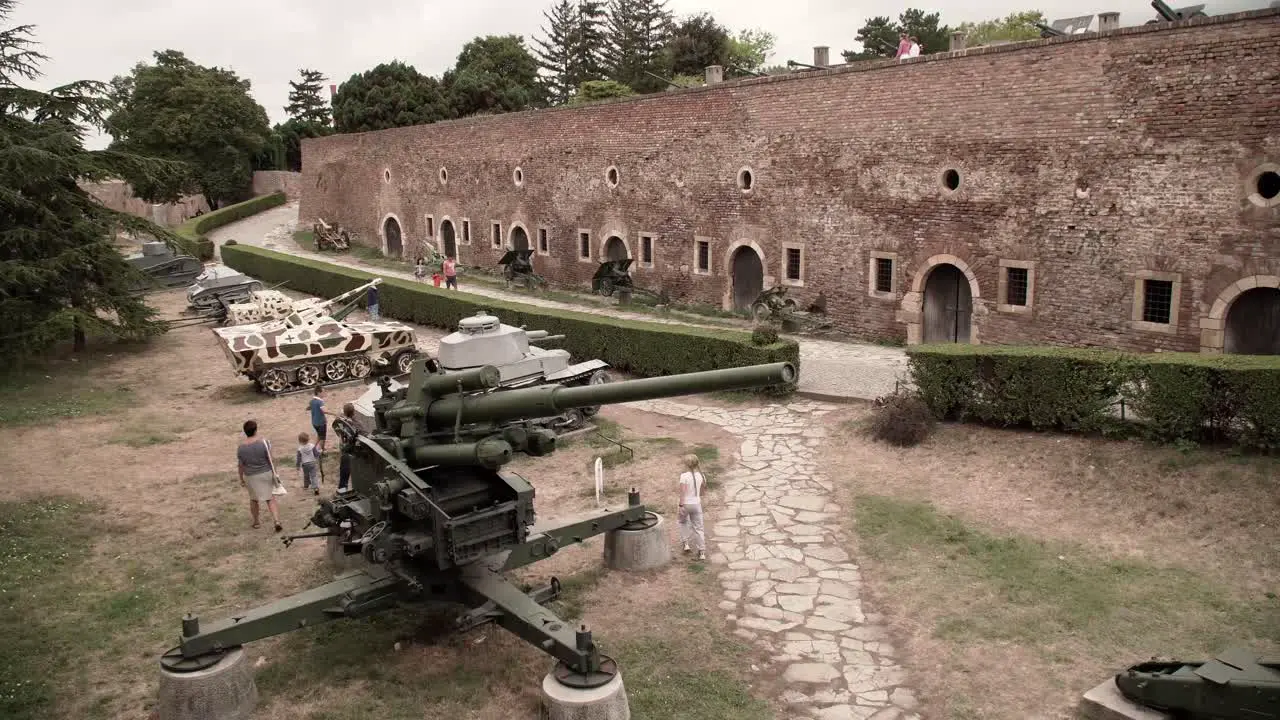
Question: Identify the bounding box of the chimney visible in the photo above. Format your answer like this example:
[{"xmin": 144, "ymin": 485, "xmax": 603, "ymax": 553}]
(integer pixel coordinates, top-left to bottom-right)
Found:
[
  {"xmin": 949, "ymin": 31, "xmax": 967, "ymax": 51},
  {"xmin": 1097, "ymin": 12, "xmax": 1120, "ymax": 31},
  {"xmin": 813, "ymin": 46, "xmax": 830, "ymax": 67},
  {"xmin": 329, "ymin": 84, "xmax": 337, "ymax": 100},
  {"xmin": 705, "ymin": 65, "xmax": 724, "ymax": 84}
]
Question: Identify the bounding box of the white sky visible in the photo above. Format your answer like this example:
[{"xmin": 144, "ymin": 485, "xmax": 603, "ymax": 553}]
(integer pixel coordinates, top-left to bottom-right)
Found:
[{"xmin": 11, "ymin": 0, "xmax": 1269, "ymax": 149}]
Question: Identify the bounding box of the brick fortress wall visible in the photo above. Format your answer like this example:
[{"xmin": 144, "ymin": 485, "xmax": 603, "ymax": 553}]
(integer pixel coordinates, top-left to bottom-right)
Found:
[{"xmin": 300, "ymin": 9, "xmax": 1280, "ymax": 353}]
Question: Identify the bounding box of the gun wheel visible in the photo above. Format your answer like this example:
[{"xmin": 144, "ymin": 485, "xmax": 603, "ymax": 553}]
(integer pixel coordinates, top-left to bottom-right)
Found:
[
  {"xmin": 395, "ymin": 351, "xmax": 417, "ymax": 375},
  {"xmin": 348, "ymin": 356, "xmax": 372, "ymax": 378},
  {"xmin": 599, "ymin": 278, "xmax": 615, "ymax": 297},
  {"xmin": 159, "ymin": 645, "xmax": 231, "ymax": 673},
  {"xmin": 258, "ymin": 368, "xmax": 289, "ymax": 394},
  {"xmin": 296, "ymin": 364, "xmax": 321, "ymax": 387},
  {"xmin": 552, "ymin": 655, "xmax": 619, "ymax": 690},
  {"xmin": 751, "ymin": 302, "xmax": 771, "ymax": 322},
  {"xmin": 323, "ymin": 359, "xmax": 348, "ymax": 381},
  {"xmin": 620, "ymin": 510, "xmax": 660, "ymax": 532}
]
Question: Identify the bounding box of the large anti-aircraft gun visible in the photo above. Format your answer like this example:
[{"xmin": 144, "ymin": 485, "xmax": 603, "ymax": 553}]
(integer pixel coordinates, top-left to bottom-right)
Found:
[
  {"xmin": 161, "ymin": 359, "xmax": 796, "ymax": 692},
  {"xmin": 1111, "ymin": 647, "xmax": 1280, "ymax": 719}
]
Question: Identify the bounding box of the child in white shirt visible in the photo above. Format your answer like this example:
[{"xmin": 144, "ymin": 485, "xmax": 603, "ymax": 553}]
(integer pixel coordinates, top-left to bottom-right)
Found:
[
  {"xmin": 296, "ymin": 432, "xmax": 321, "ymax": 495},
  {"xmin": 677, "ymin": 454, "xmax": 706, "ymax": 561}
]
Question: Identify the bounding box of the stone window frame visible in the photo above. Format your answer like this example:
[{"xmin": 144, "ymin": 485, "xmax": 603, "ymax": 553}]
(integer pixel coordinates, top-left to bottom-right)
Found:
[
  {"xmin": 577, "ymin": 229, "xmax": 593, "ymax": 262},
  {"xmin": 868, "ymin": 251, "xmax": 898, "ymax": 300},
  {"xmin": 425, "ymin": 214, "xmax": 435, "ymax": 238},
  {"xmin": 940, "ymin": 168, "xmax": 961, "ymax": 194},
  {"xmin": 737, "ymin": 167, "xmax": 755, "ymax": 193},
  {"xmin": 638, "ymin": 232, "xmax": 655, "ymax": 269},
  {"xmin": 383, "ymin": 168, "xmax": 392, "ymax": 184},
  {"xmin": 605, "ymin": 165, "xmax": 619, "ymax": 189},
  {"xmin": 997, "ymin": 259, "xmax": 1036, "ymax": 314},
  {"xmin": 513, "ymin": 167, "xmax": 525, "ymax": 188},
  {"xmin": 781, "ymin": 242, "xmax": 805, "ymax": 287},
  {"xmin": 1129, "ymin": 269, "xmax": 1182, "ymax": 335},
  {"xmin": 491, "ymin": 221, "xmax": 502, "ymax": 249},
  {"xmin": 693, "ymin": 237, "xmax": 713, "ymax": 276},
  {"xmin": 460, "ymin": 218, "xmax": 471, "ymax": 245},
  {"xmin": 438, "ymin": 167, "xmax": 448, "ymax": 185},
  {"xmin": 1246, "ymin": 162, "xmax": 1280, "ymax": 209},
  {"xmin": 537, "ymin": 226, "xmax": 550, "ymax": 257}
]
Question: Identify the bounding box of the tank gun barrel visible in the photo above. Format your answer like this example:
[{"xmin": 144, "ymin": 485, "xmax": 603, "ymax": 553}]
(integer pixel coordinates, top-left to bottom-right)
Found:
[
  {"xmin": 322, "ymin": 277, "xmax": 382, "ymax": 309},
  {"xmin": 528, "ymin": 334, "xmax": 565, "ymax": 344},
  {"xmin": 424, "ymin": 362, "xmax": 796, "ymax": 426}
]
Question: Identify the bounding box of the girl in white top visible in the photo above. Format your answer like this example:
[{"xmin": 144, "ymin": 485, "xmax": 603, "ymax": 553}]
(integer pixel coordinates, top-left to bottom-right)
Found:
[{"xmin": 678, "ymin": 454, "xmax": 706, "ymax": 561}]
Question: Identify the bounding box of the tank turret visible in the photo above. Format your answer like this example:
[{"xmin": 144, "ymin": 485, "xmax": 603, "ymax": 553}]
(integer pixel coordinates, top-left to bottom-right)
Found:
[
  {"xmin": 124, "ymin": 240, "xmax": 203, "ymax": 289},
  {"xmin": 185, "ymin": 265, "xmax": 264, "ymax": 311},
  {"xmin": 161, "ymin": 359, "xmax": 797, "ymax": 693}
]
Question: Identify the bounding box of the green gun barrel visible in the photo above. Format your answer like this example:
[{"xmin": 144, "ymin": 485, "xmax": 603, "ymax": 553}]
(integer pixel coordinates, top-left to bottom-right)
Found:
[{"xmin": 424, "ymin": 361, "xmax": 796, "ymax": 426}]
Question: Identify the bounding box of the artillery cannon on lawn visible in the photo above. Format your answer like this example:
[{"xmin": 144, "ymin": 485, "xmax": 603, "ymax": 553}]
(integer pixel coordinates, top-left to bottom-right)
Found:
[
  {"xmin": 499, "ymin": 248, "xmax": 547, "ymax": 290},
  {"xmin": 158, "ymin": 359, "xmax": 797, "ymax": 717},
  {"xmin": 313, "ymin": 218, "xmax": 352, "ymax": 252},
  {"xmin": 750, "ymin": 286, "xmax": 832, "ymax": 333},
  {"xmin": 1101, "ymin": 646, "xmax": 1280, "ymax": 719},
  {"xmin": 591, "ymin": 259, "xmax": 671, "ymax": 304}
]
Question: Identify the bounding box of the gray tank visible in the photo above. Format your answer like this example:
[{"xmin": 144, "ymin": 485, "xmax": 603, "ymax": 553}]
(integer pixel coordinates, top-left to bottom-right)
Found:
[
  {"xmin": 126, "ymin": 241, "xmax": 203, "ymax": 289},
  {"xmin": 186, "ymin": 264, "xmax": 263, "ymax": 310}
]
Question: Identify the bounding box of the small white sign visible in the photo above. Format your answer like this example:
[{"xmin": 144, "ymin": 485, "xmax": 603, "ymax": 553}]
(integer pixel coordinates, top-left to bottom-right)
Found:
[{"xmin": 594, "ymin": 457, "xmax": 604, "ymax": 506}]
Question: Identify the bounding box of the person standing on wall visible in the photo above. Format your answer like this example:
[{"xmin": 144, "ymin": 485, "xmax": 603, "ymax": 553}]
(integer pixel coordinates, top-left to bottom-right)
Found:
[
  {"xmin": 367, "ymin": 282, "xmax": 380, "ymax": 319},
  {"xmin": 906, "ymin": 36, "xmax": 921, "ymax": 58},
  {"xmin": 895, "ymin": 32, "xmax": 911, "ymax": 60},
  {"xmin": 443, "ymin": 256, "xmax": 458, "ymax": 290}
]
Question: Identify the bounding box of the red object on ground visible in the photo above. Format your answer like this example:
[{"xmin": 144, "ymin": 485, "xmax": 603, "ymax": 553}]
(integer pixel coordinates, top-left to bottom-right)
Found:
[{"xmin": 432, "ymin": 274, "xmax": 442, "ymax": 287}]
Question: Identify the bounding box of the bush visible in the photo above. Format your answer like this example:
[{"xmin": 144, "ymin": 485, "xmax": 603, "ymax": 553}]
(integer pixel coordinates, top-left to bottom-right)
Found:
[
  {"xmin": 750, "ymin": 325, "xmax": 779, "ymax": 346},
  {"xmin": 173, "ymin": 192, "xmax": 288, "ymax": 260},
  {"xmin": 907, "ymin": 344, "xmax": 1280, "ymax": 451},
  {"xmin": 220, "ymin": 244, "xmax": 801, "ymax": 387},
  {"xmin": 868, "ymin": 390, "xmax": 935, "ymax": 447}
]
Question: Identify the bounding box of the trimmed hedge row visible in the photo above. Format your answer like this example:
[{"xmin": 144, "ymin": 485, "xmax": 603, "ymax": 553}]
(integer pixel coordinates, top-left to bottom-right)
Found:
[
  {"xmin": 175, "ymin": 192, "xmax": 288, "ymax": 260},
  {"xmin": 907, "ymin": 344, "xmax": 1280, "ymax": 450},
  {"xmin": 220, "ymin": 244, "xmax": 801, "ymax": 385}
]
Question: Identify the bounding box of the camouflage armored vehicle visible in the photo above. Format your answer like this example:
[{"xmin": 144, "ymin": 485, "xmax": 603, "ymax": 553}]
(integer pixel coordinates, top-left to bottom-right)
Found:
[
  {"xmin": 186, "ymin": 265, "xmax": 263, "ymax": 311},
  {"xmin": 222, "ymin": 278, "xmax": 381, "ymax": 326},
  {"xmin": 437, "ymin": 312, "xmax": 610, "ymax": 428},
  {"xmin": 126, "ymin": 241, "xmax": 204, "ymax": 289},
  {"xmin": 213, "ymin": 280, "xmax": 420, "ymax": 395}
]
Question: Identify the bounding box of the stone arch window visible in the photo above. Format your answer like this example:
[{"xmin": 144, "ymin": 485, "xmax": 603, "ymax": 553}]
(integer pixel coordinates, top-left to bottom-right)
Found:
[
  {"xmin": 601, "ymin": 234, "xmax": 630, "ymax": 262},
  {"xmin": 898, "ymin": 254, "xmax": 983, "ymax": 345},
  {"xmin": 605, "ymin": 165, "xmax": 619, "ymax": 188},
  {"xmin": 1201, "ymin": 275, "xmax": 1280, "ymax": 354},
  {"xmin": 737, "ymin": 167, "xmax": 755, "ymax": 192},
  {"xmin": 722, "ymin": 239, "xmax": 768, "ymax": 312},
  {"xmin": 379, "ymin": 213, "xmax": 405, "ymax": 258}
]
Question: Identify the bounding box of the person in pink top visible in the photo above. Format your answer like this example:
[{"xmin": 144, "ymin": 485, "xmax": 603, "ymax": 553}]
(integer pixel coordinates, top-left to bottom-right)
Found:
[
  {"xmin": 895, "ymin": 32, "xmax": 911, "ymax": 60},
  {"xmin": 443, "ymin": 256, "xmax": 458, "ymax": 289}
]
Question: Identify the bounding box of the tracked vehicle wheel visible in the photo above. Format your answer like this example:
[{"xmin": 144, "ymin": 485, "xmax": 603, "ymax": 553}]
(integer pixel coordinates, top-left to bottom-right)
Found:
[
  {"xmin": 296, "ymin": 364, "xmax": 321, "ymax": 387},
  {"xmin": 581, "ymin": 369, "xmax": 609, "ymax": 417},
  {"xmin": 394, "ymin": 351, "xmax": 417, "ymax": 375},
  {"xmin": 258, "ymin": 368, "xmax": 289, "ymax": 394},
  {"xmin": 348, "ymin": 356, "xmax": 372, "ymax": 378},
  {"xmin": 323, "ymin": 359, "xmax": 348, "ymax": 382}
]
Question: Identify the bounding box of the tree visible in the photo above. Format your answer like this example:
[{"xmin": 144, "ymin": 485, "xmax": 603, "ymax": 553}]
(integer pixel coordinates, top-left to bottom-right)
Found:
[
  {"xmin": 663, "ymin": 12, "xmax": 729, "ymax": 78},
  {"xmin": 840, "ymin": 9, "xmax": 951, "ymax": 62},
  {"xmin": 533, "ymin": 0, "xmax": 579, "ymax": 104},
  {"xmin": 567, "ymin": 78, "xmax": 634, "ymax": 105},
  {"xmin": 726, "ymin": 29, "xmax": 776, "ymax": 75},
  {"xmin": 954, "ymin": 10, "xmax": 1045, "ymax": 46},
  {"xmin": 604, "ymin": 0, "xmax": 674, "ymax": 94},
  {"xmin": 445, "ymin": 35, "xmax": 545, "ymax": 117},
  {"xmin": 331, "ymin": 61, "xmax": 452, "ymax": 134},
  {"xmin": 105, "ymin": 50, "xmax": 271, "ymax": 208},
  {"xmin": 0, "ymin": 0, "xmax": 187, "ymax": 357},
  {"xmin": 572, "ymin": 2, "xmax": 610, "ymax": 86},
  {"xmin": 274, "ymin": 69, "xmax": 335, "ymax": 172},
  {"xmin": 286, "ymin": 68, "xmax": 331, "ymax": 126}
]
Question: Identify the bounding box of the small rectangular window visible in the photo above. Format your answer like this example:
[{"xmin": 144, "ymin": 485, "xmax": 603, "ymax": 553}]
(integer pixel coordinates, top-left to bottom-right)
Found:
[
  {"xmin": 641, "ymin": 235, "xmax": 653, "ymax": 265},
  {"xmin": 538, "ymin": 228, "xmax": 548, "ymax": 253},
  {"xmin": 492, "ymin": 223, "xmax": 501, "ymax": 248},
  {"xmin": 1142, "ymin": 279, "xmax": 1174, "ymax": 324},
  {"xmin": 785, "ymin": 248, "xmax": 802, "ymax": 282},
  {"xmin": 875, "ymin": 258, "xmax": 894, "ymax": 293},
  {"xmin": 1005, "ymin": 267, "xmax": 1029, "ymax": 306},
  {"xmin": 462, "ymin": 220, "xmax": 471, "ymax": 244},
  {"xmin": 426, "ymin": 216, "xmax": 434, "ymax": 237},
  {"xmin": 696, "ymin": 240, "xmax": 710, "ymax": 272},
  {"xmin": 579, "ymin": 232, "xmax": 591, "ymax": 259}
]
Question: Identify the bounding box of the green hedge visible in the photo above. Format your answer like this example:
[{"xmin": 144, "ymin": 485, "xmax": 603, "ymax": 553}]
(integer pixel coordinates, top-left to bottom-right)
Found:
[
  {"xmin": 220, "ymin": 244, "xmax": 800, "ymax": 385},
  {"xmin": 907, "ymin": 344, "xmax": 1280, "ymax": 450},
  {"xmin": 174, "ymin": 192, "xmax": 288, "ymax": 260}
]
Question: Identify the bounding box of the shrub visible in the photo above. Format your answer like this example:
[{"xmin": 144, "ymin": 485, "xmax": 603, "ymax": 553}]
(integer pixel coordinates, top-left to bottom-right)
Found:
[
  {"xmin": 220, "ymin": 245, "xmax": 801, "ymax": 387},
  {"xmin": 750, "ymin": 325, "xmax": 779, "ymax": 346},
  {"xmin": 867, "ymin": 390, "xmax": 935, "ymax": 447},
  {"xmin": 907, "ymin": 344, "xmax": 1280, "ymax": 451},
  {"xmin": 173, "ymin": 192, "xmax": 288, "ymax": 260}
]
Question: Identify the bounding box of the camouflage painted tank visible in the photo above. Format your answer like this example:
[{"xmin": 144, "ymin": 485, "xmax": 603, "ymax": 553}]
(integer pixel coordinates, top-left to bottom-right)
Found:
[
  {"xmin": 212, "ymin": 279, "xmax": 420, "ymax": 395},
  {"xmin": 223, "ymin": 289, "xmax": 298, "ymax": 325}
]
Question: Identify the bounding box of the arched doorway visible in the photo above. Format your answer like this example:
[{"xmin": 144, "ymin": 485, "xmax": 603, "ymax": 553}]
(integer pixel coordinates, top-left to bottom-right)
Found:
[
  {"xmin": 440, "ymin": 220, "xmax": 457, "ymax": 258},
  {"xmin": 730, "ymin": 246, "xmax": 764, "ymax": 311},
  {"xmin": 1225, "ymin": 287, "xmax": 1280, "ymax": 355},
  {"xmin": 922, "ymin": 264, "xmax": 973, "ymax": 343},
  {"xmin": 603, "ymin": 236, "xmax": 628, "ymax": 261},
  {"xmin": 510, "ymin": 226, "xmax": 529, "ymax": 252},
  {"xmin": 383, "ymin": 217, "xmax": 402, "ymax": 257}
]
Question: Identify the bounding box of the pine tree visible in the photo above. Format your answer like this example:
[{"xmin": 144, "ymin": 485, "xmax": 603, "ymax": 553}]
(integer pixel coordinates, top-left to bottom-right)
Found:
[
  {"xmin": 604, "ymin": 0, "xmax": 672, "ymax": 93},
  {"xmin": 571, "ymin": 1, "xmax": 608, "ymax": 85},
  {"xmin": 533, "ymin": 1, "xmax": 576, "ymax": 104},
  {"xmin": 0, "ymin": 0, "xmax": 188, "ymax": 357},
  {"xmin": 285, "ymin": 68, "xmax": 331, "ymax": 125}
]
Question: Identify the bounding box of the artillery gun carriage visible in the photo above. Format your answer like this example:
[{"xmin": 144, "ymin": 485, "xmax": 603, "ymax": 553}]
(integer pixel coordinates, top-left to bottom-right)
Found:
[
  {"xmin": 125, "ymin": 241, "xmax": 204, "ymax": 289},
  {"xmin": 751, "ymin": 286, "xmax": 832, "ymax": 333},
  {"xmin": 499, "ymin": 248, "xmax": 547, "ymax": 290},
  {"xmin": 1103, "ymin": 646, "xmax": 1280, "ymax": 719},
  {"xmin": 158, "ymin": 359, "xmax": 797, "ymax": 713},
  {"xmin": 591, "ymin": 259, "xmax": 671, "ymax": 304},
  {"xmin": 312, "ymin": 217, "xmax": 352, "ymax": 252},
  {"xmin": 213, "ymin": 278, "xmax": 421, "ymax": 395}
]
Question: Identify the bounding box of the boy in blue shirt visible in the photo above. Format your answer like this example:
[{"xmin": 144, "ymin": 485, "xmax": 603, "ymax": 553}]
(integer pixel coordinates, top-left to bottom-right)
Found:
[{"xmin": 308, "ymin": 386, "xmax": 333, "ymax": 453}]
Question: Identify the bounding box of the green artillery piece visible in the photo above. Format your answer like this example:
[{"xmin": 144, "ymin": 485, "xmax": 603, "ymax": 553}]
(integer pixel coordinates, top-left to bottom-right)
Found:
[
  {"xmin": 1111, "ymin": 647, "xmax": 1280, "ymax": 719},
  {"xmin": 499, "ymin": 248, "xmax": 547, "ymax": 290},
  {"xmin": 158, "ymin": 358, "xmax": 796, "ymax": 717}
]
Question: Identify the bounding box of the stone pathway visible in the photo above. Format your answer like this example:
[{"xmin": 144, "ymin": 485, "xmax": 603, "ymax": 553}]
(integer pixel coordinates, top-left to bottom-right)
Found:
[
  {"xmin": 625, "ymin": 397, "xmax": 920, "ymax": 720},
  {"xmin": 206, "ymin": 203, "xmax": 910, "ymax": 402}
]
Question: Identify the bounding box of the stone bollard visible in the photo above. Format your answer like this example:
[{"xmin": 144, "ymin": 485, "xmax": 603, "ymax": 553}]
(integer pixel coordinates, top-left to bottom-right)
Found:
[
  {"xmin": 157, "ymin": 646, "xmax": 257, "ymax": 720},
  {"xmin": 540, "ymin": 670, "xmax": 630, "ymax": 720},
  {"xmin": 603, "ymin": 506, "xmax": 671, "ymax": 571}
]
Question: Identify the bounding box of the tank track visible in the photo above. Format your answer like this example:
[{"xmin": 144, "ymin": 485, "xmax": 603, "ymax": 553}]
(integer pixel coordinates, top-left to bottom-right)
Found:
[{"xmin": 249, "ymin": 349, "xmax": 420, "ymax": 397}]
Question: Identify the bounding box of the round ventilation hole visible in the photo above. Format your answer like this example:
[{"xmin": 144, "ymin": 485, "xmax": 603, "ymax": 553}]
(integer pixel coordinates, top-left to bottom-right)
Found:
[
  {"xmin": 606, "ymin": 166, "xmax": 619, "ymax": 188},
  {"xmin": 383, "ymin": 169, "xmax": 391, "ymax": 183},
  {"xmin": 438, "ymin": 167, "xmax": 448, "ymax": 184},
  {"xmin": 738, "ymin": 168, "xmax": 754, "ymax": 191},
  {"xmin": 513, "ymin": 167, "xmax": 524, "ymax": 186},
  {"xmin": 1258, "ymin": 171, "xmax": 1280, "ymax": 201},
  {"xmin": 942, "ymin": 169, "xmax": 961, "ymax": 191}
]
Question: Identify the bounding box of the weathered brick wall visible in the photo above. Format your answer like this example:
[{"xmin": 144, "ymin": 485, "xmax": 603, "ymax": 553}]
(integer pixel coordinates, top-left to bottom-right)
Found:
[
  {"xmin": 300, "ymin": 10, "xmax": 1280, "ymax": 352},
  {"xmin": 252, "ymin": 171, "xmax": 301, "ymax": 200},
  {"xmin": 82, "ymin": 179, "xmax": 209, "ymax": 227}
]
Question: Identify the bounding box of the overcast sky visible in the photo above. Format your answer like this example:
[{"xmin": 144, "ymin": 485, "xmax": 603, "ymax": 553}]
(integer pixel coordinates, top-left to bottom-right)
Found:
[{"xmin": 11, "ymin": 0, "xmax": 1268, "ymax": 149}]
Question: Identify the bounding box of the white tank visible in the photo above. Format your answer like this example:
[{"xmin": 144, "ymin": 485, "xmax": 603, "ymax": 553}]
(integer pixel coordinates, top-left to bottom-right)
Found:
[{"xmin": 437, "ymin": 312, "xmax": 574, "ymax": 386}]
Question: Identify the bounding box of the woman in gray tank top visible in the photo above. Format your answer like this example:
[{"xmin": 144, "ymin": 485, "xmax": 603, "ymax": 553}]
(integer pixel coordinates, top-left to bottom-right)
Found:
[{"xmin": 238, "ymin": 419, "xmax": 282, "ymax": 531}]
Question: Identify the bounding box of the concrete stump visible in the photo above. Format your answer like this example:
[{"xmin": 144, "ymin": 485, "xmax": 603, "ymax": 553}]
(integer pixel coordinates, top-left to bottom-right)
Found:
[
  {"xmin": 603, "ymin": 512, "xmax": 671, "ymax": 571},
  {"xmin": 326, "ymin": 534, "xmax": 352, "ymax": 573},
  {"xmin": 540, "ymin": 670, "xmax": 629, "ymax": 720},
  {"xmin": 157, "ymin": 647, "xmax": 257, "ymax": 720},
  {"xmin": 1080, "ymin": 679, "xmax": 1172, "ymax": 720}
]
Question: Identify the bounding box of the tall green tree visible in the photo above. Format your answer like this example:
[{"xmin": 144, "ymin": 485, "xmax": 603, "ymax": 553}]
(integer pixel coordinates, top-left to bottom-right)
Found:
[
  {"xmin": 604, "ymin": 0, "xmax": 674, "ymax": 93},
  {"xmin": 286, "ymin": 68, "xmax": 331, "ymax": 125},
  {"xmin": 840, "ymin": 10, "xmax": 951, "ymax": 62},
  {"xmin": 272, "ymin": 68, "xmax": 335, "ymax": 172},
  {"xmin": 573, "ymin": 1, "xmax": 610, "ymax": 86},
  {"xmin": 445, "ymin": 35, "xmax": 544, "ymax": 117},
  {"xmin": 0, "ymin": 0, "xmax": 186, "ymax": 357},
  {"xmin": 726, "ymin": 29, "xmax": 776, "ymax": 74},
  {"xmin": 663, "ymin": 12, "xmax": 729, "ymax": 78},
  {"xmin": 105, "ymin": 50, "xmax": 271, "ymax": 208},
  {"xmin": 332, "ymin": 61, "xmax": 452, "ymax": 134},
  {"xmin": 955, "ymin": 10, "xmax": 1045, "ymax": 46},
  {"xmin": 534, "ymin": 0, "xmax": 579, "ymax": 104}
]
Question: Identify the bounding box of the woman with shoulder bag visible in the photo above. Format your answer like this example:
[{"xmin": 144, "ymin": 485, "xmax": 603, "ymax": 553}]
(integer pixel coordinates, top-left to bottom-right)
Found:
[{"xmin": 237, "ymin": 419, "xmax": 283, "ymax": 532}]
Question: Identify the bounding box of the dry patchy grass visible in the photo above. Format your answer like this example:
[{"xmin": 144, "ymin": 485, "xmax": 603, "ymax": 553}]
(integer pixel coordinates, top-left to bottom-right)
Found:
[{"xmin": 822, "ymin": 407, "xmax": 1280, "ymax": 720}]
